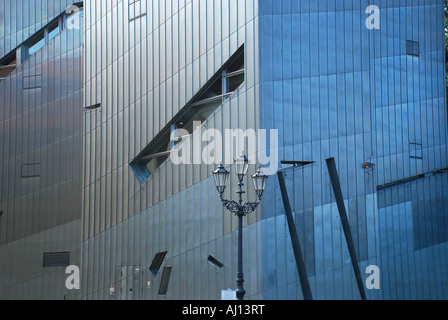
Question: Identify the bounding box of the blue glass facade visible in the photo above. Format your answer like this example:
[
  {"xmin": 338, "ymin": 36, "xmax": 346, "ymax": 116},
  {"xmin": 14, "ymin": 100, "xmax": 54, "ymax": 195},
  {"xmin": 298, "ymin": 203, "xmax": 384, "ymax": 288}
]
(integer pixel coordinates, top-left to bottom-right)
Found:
[{"xmin": 258, "ymin": 0, "xmax": 448, "ymax": 299}]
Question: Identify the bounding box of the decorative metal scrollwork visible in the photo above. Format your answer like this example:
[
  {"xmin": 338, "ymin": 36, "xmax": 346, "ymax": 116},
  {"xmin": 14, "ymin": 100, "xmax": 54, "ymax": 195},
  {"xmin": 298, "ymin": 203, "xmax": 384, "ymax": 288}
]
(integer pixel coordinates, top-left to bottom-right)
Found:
[
  {"xmin": 221, "ymin": 198, "xmax": 240, "ymax": 214},
  {"xmin": 242, "ymin": 201, "xmax": 260, "ymax": 215},
  {"xmin": 220, "ymin": 195, "xmax": 260, "ymax": 216}
]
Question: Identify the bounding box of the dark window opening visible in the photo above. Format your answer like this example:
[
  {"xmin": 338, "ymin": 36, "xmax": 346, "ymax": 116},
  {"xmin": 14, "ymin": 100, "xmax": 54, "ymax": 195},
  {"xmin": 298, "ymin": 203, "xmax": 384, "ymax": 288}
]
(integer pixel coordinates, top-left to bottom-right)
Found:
[
  {"xmin": 0, "ymin": 52, "xmax": 17, "ymax": 81},
  {"xmin": 207, "ymin": 255, "xmax": 224, "ymax": 269},
  {"xmin": 48, "ymin": 22, "xmax": 60, "ymax": 42},
  {"xmin": 149, "ymin": 251, "xmax": 168, "ymax": 277},
  {"xmin": 281, "ymin": 161, "xmax": 315, "ymax": 168},
  {"xmin": 229, "ymin": 73, "xmax": 245, "ymax": 92},
  {"xmin": 410, "ymin": 143, "xmax": 423, "ymax": 160},
  {"xmin": 21, "ymin": 163, "xmax": 41, "ymax": 178},
  {"xmin": 43, "ymin": 252, "xmax": 70, "ymax": 268},
  {"xmin": 19, "ymin": 3, "xmax": 83, "ymax": 63},
  {"xmin": 85, "ymin": 103, "xmax": 101, "ymax": 110},
  {"xmin": 131, "ymin": 45, "xmax": 245, "ymax": 184},
  {"xmin": 158, "ymin": 267, "xmax": 172, "ymax": 296},
  {"xmin": 406, "ymin": 40, "xmax": 419, "ymax": 56},
  {"xmin": 28, "ymin": 35, "xmax": 46, "ymax": 56}
]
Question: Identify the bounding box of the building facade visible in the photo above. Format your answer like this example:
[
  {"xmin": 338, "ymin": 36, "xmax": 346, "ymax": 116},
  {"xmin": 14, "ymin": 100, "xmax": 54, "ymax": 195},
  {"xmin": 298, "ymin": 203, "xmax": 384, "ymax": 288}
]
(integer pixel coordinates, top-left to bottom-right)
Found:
[
  {"xmin": 0, "ymin": 0, "xmax": 77, "ymax": 58},
  {"xmin": 258, "ymin": 0, "xmax": 448, "ymax": 300},
  {"xmin": 81, "ymin": 0, "xmax": 448, "ymax": 300},
  {"xmin": 0, "ymin": 2, "xmax": 84, "ymax": 299},
  {"xmin": 1, "ymin": 0, "xmax": 447, "ymax": 300}
]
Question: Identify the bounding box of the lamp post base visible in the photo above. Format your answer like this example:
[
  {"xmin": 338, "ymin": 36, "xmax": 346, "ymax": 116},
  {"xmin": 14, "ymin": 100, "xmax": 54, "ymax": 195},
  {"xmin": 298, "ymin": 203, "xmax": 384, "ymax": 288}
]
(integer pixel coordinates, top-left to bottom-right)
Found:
[
  {"xmin": 236, "ymin": 211, "xmax": 246, "ymax": 301},
  {"xmin": 236, "ymin": 273, "xmax": 246, "ymax": 300}
]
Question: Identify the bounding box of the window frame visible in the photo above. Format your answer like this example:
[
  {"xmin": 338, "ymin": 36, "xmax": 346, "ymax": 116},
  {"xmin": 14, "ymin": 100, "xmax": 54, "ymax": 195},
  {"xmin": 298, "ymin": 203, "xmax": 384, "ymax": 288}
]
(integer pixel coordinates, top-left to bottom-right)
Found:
[
  {"xmin": 130, "ymin": 45, "xmax": 245, "ymax": 184},
  {"xmin": 406, "ymin": 40, "xmax": 420, "ymax": 57}
]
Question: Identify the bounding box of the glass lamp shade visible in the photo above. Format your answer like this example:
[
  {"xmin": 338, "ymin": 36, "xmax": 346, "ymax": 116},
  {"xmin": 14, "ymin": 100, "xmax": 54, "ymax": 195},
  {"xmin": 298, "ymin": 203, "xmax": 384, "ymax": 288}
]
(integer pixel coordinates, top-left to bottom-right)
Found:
[
  {"xmin": 251, "ymin": 167, "xmax": 268, "ymax": 197},
  {"xmin": 213, "ymin": 164, "xmax": 230, "ymax": 194},
  {"xmin": 234, "ymin": 152, "xmax": 249, "ymax": 181}
]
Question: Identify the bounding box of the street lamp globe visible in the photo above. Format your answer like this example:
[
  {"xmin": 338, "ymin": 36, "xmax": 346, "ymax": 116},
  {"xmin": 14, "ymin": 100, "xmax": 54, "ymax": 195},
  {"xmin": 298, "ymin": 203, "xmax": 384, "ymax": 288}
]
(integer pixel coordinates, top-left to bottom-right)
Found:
[
  {"xmin": 234, "ymin": 152, "xmax": 249, "ymax": 181},
  {"xmin": 251, "ymin": 167, "xmax": 268, "ymax": 198},
  {"xmin": 213, "ymin": 164, "xmax": 230, "ymax": 194}
]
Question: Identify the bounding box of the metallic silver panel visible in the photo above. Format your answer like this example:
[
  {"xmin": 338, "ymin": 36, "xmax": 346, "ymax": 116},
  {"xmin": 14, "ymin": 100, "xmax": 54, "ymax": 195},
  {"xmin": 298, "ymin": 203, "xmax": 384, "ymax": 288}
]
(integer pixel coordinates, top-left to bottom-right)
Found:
[
  {"xmin": 0, "ymin": 10, "xmax": 84, "ymax": 299},
  {"xmin": 0, "ymin": 0, "xmax": 76, "ymax": 59},
  {"xmin": 74, "ymin": 0, "xmax": 448, "ymax": 301},
  {"xmin": 81, "ymin": 0, "xmax": 261, "ymax": 299}
]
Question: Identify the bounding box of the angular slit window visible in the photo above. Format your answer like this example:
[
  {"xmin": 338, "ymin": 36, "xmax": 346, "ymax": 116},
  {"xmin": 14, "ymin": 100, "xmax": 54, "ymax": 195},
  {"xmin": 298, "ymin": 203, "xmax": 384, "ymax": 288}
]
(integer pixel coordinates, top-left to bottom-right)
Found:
[
  {"xmin": 85, "ymin": 103, "xmax": 101, "ymax": 110},
  {"xmin": 0, "ymin": 52, "xmax": 17, "ymax": 81},
  {"xmin": 158, "ymin": 267, "xmax": 172, "ymax": 296},
  {"xmin": 64, "ymin": 6, "xmax": 83, "ymax": 30},
  {"xmin": 149, "ymin": 251, "xmax": 168, "ymax": 277},
  {"xmin": 48, "ymin": 22, "xmax": 60, "ymax": 42},
  {"xmin": 28, "ymin": 35, "xmax": 46, "ymax": 56},
  {"xmin": 207, "ymin": 255, "xmax": 224, "ymax": 269},
  {"xmin": 131, "ymin": 45, "xmax": 245, "ymax": 184}
]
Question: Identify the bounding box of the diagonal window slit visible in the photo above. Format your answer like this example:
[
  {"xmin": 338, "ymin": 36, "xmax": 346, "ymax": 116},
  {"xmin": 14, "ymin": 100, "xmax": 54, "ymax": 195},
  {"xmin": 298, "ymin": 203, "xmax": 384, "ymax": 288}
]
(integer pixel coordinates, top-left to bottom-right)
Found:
[{"xmin": 130, "ymin": 45, "xmax": 245, "ymax": 184}]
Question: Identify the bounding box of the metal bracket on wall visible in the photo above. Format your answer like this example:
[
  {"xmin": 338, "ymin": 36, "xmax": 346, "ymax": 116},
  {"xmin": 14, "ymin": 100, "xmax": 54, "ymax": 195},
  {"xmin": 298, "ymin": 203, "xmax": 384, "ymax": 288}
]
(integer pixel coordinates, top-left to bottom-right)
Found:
[
  {"xmin": 277, "ymin": 171, "xmax": 313, "ymax": 301},
  {"xmin": 326, "ymin": 158, "xmax": 367, "ymax": 301}
]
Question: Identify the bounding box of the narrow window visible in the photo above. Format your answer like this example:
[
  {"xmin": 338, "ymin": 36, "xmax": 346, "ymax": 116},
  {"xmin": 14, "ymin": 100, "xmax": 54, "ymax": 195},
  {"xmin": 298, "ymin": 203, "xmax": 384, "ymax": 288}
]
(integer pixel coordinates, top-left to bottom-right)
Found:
[
  {"xmin": 28, "ymin": 36, "xmax": 46, "ymax": 56},
  {"xmin": 0, "ymin": 52, "xmax": 17, "ymax": 82},
  {"xmin": 43, "ymin": 252, "xmax": 70, "ymax": 268},
  {"xmin": 158, "ymin": 267, "xmax": 172, "ymax": 296},
  {"xmin": 410, "ymin": 143, "xmax": 423, "ymax": 160},
  {"xmin": 207, "ymin": 255, "xmax": 224, "ymax": 269},
  {"xmin": 85, "ymin": 103, "xmax": 101, "ymax": 110},
  {"xmin": 406, "ymin": 40, "xmax": 419, "ymax": 57},
  {"xmin": 21, "ymin": 163, "xmax": 41, "ymax": 178},
  {"xmin": 23, "ymin": 74, "xmax": 42, "ymax": 90},
  {"xmin": 131, "ymin": 45, "xmax": 245, "ymax": 183},
  {"xmin": 48, "ymin": 22, "xmax": 60, "ymax": 42},
  {"xmin": 149, "ymin": 251, "xmax": 168, "ymax": 277}
]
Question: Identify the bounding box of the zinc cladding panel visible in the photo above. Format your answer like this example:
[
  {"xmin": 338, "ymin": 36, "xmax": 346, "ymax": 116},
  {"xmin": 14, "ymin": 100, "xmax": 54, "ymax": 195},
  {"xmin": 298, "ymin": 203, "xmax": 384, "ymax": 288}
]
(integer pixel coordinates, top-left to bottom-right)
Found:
[
  {"xmin": 258, "ymin": 0, "xmax": 447, "ymax": 300},
  {"xmin": 82, "ymin": 0, "xmax": 259, "ymax": 236},
  {"xmin": 376, "ymin": 173, "xmax": 448, "ymax": 299},
  {"xmin": 372, "ymin": 3, "xmax": 448, "ymax": 186},
  {"xmin": 81, "ymin": 0, "xmax": 260, "ymax": 299},
  {"xmin": 0, "ymin": 18, "xmax": 84, "ymax": 245},
  {"xmin": 0, "ymin": 21, "xmax": 84, "ymax": 301},
  {"xmin": 0, "ymin": 0, "xmax": 75, "ymax": 60}
]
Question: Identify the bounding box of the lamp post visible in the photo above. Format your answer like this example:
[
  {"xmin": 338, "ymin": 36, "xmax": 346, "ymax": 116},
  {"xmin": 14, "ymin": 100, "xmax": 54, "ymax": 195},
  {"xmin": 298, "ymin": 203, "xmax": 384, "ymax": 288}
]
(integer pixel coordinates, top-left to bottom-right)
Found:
[{"xmin": 213, "ymin": 153, "xmax": 268, "ymax": 300}]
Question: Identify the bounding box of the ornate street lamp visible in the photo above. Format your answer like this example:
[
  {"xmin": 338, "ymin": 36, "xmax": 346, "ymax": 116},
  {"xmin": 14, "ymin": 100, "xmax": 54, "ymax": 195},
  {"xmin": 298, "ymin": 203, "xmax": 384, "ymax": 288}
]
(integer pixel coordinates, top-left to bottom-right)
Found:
[
  {"xmin": 213, "ymin": 164, "xmax": 230, "ymax": 194},
  {"xmin": 251, "ymin": 167, "xmax": 269, "ymax": 198},
  {"xmin": 213, "ymin": 152, "xmax": 268, "ymax": 300}
]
